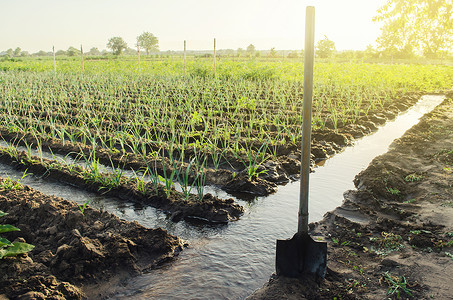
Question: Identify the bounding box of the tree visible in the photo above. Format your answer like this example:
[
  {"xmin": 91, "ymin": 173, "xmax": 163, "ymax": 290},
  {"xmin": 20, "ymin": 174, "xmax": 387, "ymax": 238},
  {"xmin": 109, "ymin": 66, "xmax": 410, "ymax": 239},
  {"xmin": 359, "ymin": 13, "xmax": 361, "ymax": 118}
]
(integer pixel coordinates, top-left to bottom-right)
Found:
[
  {"xmin": 34, "ymin": 50, "xmax": 49, "ymax": 57},
  {"xmin": 269, "ymin": 47, "xmax": 277, "ymax": 58},
  {"xmin": 237, "ymin": 48, "xmax": 244, "ymax": 57},
  {"xmin": 13, "ymin": 47, "xmax": 21, "ymax": 57},
  {"xmin": 246, "ymin": 44, "xmax": 256, "ymax": 57},
  {"xmin": 55, "ymin": 50, "xmax": 67, "ymax": 56},
  {"xmin": 137, "ymin": 32, "xmax": 159, "ymax": 55},
  {"xmin": 107, "ymin": 37, "xmax": 127, "ymax": 55},
  {"xmin": 87, "ymin": 47, "xmax": 100, "ymax": 56},
  {"xmin": 67, "ymin": 46, "xmax": 80, "ymax": 57},
  {"xmin": 374, "ymin": 0, "xmax": 453, "ymax": 58},
  {"xmin": 287, "ymin": 51, "xmax": 299, "ymax": 58},
  {"xmin": 364, "ymin": 44, "xmax": 378, "ymax": 59},
  {"xmin": 316, "ymin": 36, "xmax": 336, "ymax": 58},
  {"xmin": 124, "ymin": 47, "xmax": 137, "ymax": 55},
  {"xmin": 5, "ymin": 48, "xmax": 13, "ymax": 58}
]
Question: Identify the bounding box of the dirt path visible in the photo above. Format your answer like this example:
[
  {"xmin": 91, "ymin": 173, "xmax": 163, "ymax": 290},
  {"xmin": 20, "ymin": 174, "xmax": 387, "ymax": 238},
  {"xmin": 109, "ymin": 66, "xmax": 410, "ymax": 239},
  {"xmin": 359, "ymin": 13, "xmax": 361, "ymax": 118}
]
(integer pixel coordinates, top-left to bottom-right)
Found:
[{"xmin": 248, "ymin": 92, "xmax": 453, "ymax": 299}]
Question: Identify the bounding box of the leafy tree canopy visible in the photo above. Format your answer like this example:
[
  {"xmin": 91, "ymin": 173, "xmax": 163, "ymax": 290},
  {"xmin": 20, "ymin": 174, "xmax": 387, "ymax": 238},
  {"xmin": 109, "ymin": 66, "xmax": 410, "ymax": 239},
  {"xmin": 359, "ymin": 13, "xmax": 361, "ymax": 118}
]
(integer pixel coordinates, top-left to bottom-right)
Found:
[
  {"xmin": 107, "ymin": 37, "xmax": 128, "ymax": 55},
  {"xmin": 246, "ymin": 44, "xmax": 256, "ymax": 56},
  {"xmin": 67, "ymin": 46, "xmax": 80, "ymax": 57},
  {"xmin": 316, "ymin": 36, "xmax": 336, "ymax": 58},
  {"xmin": 269, "ymin": 47, "xmax": 277, "ymax": 58},
  {"xmin": 374, "ymin": 0, "xmax": 453, "ymax": 58},
  {"xmin": 13, "ymin": 47, "xmax": 21, "ymax": 56},
  {"xmin": 137, "ymin": 32, "xmax": 159, "ymax": 55},
  {"xmin": 55, "ymin": 50, "xmax": 66, "ymax": 56},
  {"xmin": 87, "ymin": 47, "xmax": 100, "ymax": 56}
]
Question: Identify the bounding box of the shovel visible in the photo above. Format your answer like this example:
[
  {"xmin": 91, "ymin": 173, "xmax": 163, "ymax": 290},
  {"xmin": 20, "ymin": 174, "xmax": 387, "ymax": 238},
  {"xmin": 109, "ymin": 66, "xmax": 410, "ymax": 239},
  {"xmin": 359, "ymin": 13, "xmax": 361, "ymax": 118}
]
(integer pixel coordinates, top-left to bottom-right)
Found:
[{"xmin": 275, "ymin": 6, "xmax": 327, "ymax": 279}]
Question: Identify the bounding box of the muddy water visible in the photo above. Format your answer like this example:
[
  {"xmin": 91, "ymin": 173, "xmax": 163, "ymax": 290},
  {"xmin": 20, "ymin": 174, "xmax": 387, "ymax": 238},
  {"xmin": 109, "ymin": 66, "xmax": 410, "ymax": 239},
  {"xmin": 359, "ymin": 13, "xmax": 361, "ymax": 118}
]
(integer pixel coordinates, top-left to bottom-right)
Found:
[{"xmin": 0, "ymin": 95, "xmax": 444, "ymax": 299}]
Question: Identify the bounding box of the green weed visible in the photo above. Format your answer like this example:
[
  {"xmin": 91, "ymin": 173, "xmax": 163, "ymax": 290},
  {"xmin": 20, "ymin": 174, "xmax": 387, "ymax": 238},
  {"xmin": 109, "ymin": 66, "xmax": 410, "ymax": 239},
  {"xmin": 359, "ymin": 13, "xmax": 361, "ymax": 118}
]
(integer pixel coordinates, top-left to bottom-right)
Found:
[
  {"xmin": 404, "ymin": 173, "xmax": 424, "ymax": 182},
  {"xmin": 382, "ymin": 271, "xmax": 413, "ymax": 298},
  {"xmin": 0, "ymin": 210, "xmax": 35, "ymax": 259},
  {"xmin": 386, "ymin": 187, "xmax": 401, "ymax": 196},
  {"xmin": 0, "ymin": 170, "xmax": 29, "ymax": 190}
]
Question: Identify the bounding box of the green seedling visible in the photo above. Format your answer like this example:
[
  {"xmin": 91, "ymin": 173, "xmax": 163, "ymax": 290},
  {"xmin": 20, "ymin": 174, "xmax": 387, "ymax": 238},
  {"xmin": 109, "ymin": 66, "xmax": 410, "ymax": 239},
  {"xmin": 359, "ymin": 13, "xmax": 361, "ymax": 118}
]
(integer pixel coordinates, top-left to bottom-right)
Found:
[
  {"xmin": 433, "ymin": 240, "xmax": 453, "ymax": 249},
  {"xmin": 78, "ymin": 200, "xmax": 90, "ymax": 215},
  {"xmin": 445, "ymin": 252, "xmax": 453, "ymax": 260},
  {"xmin": 131, "ymin": 169, "xmax": 150, "ymax": 196},
  {"xmin": 236, "ymin": 139, "xmax": 270, "ymax": 180},
  {"xmin": 0, "ymin": 170, "xmax": 29, "ymax": 190},
  {"xmin": 160, "ymin": 152, "xmax": 177, "ymax": 198},
  {"xmin": 403, "ymin": 198, "xmax": 416, "ymax": 204},
  {"xmin": 0, "ymin": 210, "xmax": 35, "ymax": 259},
  {"xmin": 383, "ymin": 271, "xmax": 413, "ymax": 298},
  {"xmin": 193, "ymin": 151, "xmax": 208, "ymax": 201},
  {"xmin": 371, "ymin": 232, "xmax": 404, "ymax": 255},
  {"xmin": 386, "ymin": 187, "xmax": 401, "ymax": 196},
  {"xmin": 175, "ymin": 157, "xmax": 198, "ymax": 201},
  {"xmin": 404, "ymin": 173, "xmax": 423, "ymax": 182}
]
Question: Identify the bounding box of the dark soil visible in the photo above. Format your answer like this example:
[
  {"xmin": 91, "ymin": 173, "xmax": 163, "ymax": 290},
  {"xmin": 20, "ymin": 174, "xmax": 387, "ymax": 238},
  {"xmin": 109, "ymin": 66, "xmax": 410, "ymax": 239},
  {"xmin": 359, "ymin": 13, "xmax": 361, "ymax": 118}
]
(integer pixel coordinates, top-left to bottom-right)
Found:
[
  {"xmin": 0, "ymin": 186, "xmax": 185, "ymax": 299},
  {"xmin": 248, "ymin": 93, "xmax": 453, "ymax": 299}
]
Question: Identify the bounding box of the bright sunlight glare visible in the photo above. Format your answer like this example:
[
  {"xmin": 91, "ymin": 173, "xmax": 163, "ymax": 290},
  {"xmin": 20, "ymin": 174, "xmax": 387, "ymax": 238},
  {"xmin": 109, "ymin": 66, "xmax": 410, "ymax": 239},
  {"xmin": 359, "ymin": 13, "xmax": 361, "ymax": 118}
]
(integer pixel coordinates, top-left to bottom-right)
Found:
[{"xmin": 0, "ymin": 0, "xmax": 387, "ymax": 53}]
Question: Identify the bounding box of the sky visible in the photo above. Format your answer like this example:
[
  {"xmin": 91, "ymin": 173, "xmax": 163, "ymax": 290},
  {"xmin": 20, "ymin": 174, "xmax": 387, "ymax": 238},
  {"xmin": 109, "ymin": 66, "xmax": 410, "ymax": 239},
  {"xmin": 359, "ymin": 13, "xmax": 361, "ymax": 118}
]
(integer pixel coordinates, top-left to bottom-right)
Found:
[{"xmin": 0, "ymin": 0, "xmax": 387, "ymax": 53}]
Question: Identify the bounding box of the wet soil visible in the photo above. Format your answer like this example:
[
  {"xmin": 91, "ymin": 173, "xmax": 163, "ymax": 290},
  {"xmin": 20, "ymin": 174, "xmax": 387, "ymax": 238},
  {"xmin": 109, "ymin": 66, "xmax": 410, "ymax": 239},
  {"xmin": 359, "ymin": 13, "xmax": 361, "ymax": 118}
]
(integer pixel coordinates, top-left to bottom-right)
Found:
[
  {"xmin": 0, "ymin": 150, "xmax": 244, "ymax": 224},
  {"xmin": 248, "ymin": 93, "xmax": 453, "ymax": 299},
  {"xmin": 0, "ymin": 185, "xmax": 185, "ymax": 299}
]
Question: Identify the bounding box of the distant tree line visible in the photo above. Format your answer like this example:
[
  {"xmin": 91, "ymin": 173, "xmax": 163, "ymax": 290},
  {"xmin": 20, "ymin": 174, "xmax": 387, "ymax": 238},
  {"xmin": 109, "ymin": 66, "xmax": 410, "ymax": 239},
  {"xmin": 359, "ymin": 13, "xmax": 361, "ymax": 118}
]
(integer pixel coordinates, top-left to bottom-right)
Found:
[
  {"xmin": 2, "ymin": 10, "xmax": 452, "ymax": 62},
  {"xmin": 2, "ymin": 1, "xmax": 452, "ymax": 60}
]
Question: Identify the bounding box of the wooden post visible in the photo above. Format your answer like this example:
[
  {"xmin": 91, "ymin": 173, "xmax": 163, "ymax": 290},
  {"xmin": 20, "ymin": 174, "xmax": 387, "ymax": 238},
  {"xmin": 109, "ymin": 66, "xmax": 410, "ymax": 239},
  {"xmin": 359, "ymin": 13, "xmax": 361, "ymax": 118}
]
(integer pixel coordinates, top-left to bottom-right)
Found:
[
  {"xmin": 184, "ymin": 40, "xmax": 187, "ymax": 76},
  {"xmin": 138, "ymin": 44, "xmax": 141, "ymax": 74},
  {"xmin": 213, "ymin": 38, "xmax": 216, "ymax": 77},
  {"xmin": 80, "ymin": 45, "xmax": 84, "ymax": 73},
  {"xmin": 52, "ymin": 46, "xmax": 56, "ymax": 75}
]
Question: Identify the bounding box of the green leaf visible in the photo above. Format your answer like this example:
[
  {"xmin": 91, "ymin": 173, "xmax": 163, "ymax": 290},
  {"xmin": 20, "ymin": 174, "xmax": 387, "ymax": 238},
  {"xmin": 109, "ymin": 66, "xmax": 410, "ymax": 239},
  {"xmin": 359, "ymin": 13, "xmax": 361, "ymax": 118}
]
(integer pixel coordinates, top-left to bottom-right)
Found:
[
  {"xmin": 0, "ymin": 211, "xmax": 7, "ymax": 218},
  {"xmin": 0, "ymin": 237, "xmax": 12, "ymax": 247},
  {"xmin": 0, "ymin": 224, "xmax": 20, "ymax": 233},
  {"xmin": 0, "ymin": 242, "xmax": 34, "ymax": 259}
]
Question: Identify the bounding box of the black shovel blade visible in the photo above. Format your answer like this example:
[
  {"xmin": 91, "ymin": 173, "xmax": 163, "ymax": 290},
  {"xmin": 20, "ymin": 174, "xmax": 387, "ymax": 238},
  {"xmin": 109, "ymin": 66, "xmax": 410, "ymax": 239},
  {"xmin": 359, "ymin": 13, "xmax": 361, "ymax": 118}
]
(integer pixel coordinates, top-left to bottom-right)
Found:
[{"xmin": 276, "ymin": 232, "xmax": 327, "ymax": 278}]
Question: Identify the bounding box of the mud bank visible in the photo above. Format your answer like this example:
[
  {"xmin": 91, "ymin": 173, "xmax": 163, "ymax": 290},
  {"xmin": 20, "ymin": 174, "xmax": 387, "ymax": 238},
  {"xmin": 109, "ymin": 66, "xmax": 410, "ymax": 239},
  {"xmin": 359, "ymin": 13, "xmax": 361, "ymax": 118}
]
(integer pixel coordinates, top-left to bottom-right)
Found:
[
  {"xmin": 0, "ymin": 185, "xmax": 184, "ymax": 299},
  {"xmin": 248, "ymin": 93, "xmax": 453, "ymax": 299}
]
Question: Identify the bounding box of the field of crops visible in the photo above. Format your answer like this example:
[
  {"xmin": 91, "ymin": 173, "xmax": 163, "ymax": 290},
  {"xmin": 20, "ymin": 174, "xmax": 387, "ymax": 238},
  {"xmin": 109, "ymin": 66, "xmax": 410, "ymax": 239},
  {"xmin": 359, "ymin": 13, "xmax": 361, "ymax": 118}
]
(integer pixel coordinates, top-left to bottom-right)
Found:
[{"xmin": 0, "ymin": 58, "xmax": 452, "ymax": 222}]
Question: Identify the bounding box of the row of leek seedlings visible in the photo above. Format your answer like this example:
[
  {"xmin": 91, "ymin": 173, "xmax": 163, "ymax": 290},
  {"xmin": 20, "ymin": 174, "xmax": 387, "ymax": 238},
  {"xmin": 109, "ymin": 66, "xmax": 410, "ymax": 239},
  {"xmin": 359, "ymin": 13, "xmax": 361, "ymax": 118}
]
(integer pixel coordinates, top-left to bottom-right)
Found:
[
  {"xmin": 4, "ymin": 107, "xmax": 289, "ymax": 172},
  {"xmin": 234, "ymin": 138, "xmax": 270, "ymax": 180},
  {"xmin": 2, "ymin": 63, "xmax": 448, "ymax": 112},
  {"xmin": 0, "ymin": 71, "xmax": 416, "ymax": 155},
  {"xmin": 77, "ymin": 134, "xmax": 211, "ymax": 201},
  {"xmin": 13, "ymin": 103, "xmax": 265, "ymax": 163}
]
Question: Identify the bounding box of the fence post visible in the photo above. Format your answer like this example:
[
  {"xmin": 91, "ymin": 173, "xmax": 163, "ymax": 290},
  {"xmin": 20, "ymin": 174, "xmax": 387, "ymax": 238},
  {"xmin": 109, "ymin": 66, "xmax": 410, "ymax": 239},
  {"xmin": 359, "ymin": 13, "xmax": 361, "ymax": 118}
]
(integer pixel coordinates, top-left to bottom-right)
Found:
[
  {"xmin": 184, "ymin": 40, "xmax": 187, "ymax": 76},
  {"xmin": 138, "ymin": 44, "xmax": 141, "ymax": 74},
  {"xmin": 53, "ymin": 46, "xmax": 56, "ymax": 76},
  {"xmin": 80, "ymin": 45, "xmax": 84, "ymax": 73},
  {"xmin": 214, "ymin": 38, "xmax": 216, "ymax": 77}
]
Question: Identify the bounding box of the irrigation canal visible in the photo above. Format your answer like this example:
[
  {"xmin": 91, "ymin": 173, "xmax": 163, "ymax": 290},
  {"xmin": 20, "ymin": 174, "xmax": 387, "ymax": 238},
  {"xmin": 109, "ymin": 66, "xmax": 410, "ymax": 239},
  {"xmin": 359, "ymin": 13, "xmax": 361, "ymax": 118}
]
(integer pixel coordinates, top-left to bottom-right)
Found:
[{"xmin": 0, "ymin": 95, "xmax": 445, "ymax": 299}]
